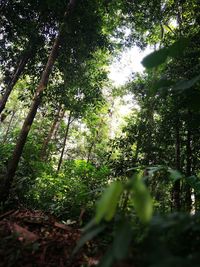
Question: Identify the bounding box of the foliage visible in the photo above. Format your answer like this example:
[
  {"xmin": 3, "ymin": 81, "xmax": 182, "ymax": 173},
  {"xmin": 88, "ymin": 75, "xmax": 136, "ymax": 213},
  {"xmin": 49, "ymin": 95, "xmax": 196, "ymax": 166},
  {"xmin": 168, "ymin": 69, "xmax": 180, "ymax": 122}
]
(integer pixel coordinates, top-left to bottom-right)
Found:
[
  {"xmin": 0, "ymin": 143, "xmax": 14, "ymax": 173},
  {"xmin": 137, "ymin": 212, "xmax": 200, "ymax": 267},
  {"xmin": 0, "ymin": 0, "xmax": 200, "ymax": 266},
  {"xmin": 29, "ymin": 171, "xmax": 89, "ymax": 218},
  {"xmin": 9, "ymin": 158, "xmax": 110, "ymax": 219}
]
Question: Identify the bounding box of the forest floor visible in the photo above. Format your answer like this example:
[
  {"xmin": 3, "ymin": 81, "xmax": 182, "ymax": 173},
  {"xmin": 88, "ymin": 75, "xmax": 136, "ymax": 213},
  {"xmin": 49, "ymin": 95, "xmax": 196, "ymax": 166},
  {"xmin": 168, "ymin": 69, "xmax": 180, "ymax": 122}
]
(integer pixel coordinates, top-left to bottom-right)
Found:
[{"xmin": 0, "ymin": 209, "xmax": 101, "ymax": 267}]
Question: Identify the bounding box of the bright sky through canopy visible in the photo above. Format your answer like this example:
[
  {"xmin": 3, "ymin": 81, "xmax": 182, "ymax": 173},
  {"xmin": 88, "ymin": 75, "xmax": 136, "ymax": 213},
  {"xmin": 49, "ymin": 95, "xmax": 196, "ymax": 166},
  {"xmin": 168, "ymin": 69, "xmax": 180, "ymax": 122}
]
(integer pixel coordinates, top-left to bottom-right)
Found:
[
  {"xmin": 108, "ymin": 45, "xmax": 153, "ymax": 123},
  {"xmin": 109, "ymin": 46, "xmax": 153, "ymax": 86}
]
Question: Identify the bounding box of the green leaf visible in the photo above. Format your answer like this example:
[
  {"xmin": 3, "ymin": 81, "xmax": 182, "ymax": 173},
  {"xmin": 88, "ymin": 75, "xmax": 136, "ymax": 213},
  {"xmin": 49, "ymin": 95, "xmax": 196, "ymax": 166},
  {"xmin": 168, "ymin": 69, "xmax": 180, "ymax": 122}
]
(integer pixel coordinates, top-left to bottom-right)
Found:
[
  {"xmin": 95, "ymin": 181, "xmax": 123, "ymax": 223},
  {"xmin": 98, "ymin": 221, "xmax": 132, "ymax": 267},
  {"xmin": 73, "ymin": 225, "xmax": 105, "ymax": 255},
  {"xmin": 141, "ymin": 48, "xmax": 168, "ymax": 69},
  {"xmin": 173, "ymin": 74, "xmax": 200, "ymax": 91},
  {"xmin": 148, "ymin": 166, "xmax": 165, "ymax": 177},
  {"xmin": 168, "ymin": 38, "xmax": 189, "ymax": 58},
  {"xmin": 168, "ymin": 169, "xmax": 183, "ymax": 182},
  {"xmin": 153, "ymin": 79, "xmax": 174, "ymax": 91},
  {"xmin": 131, "ymin": 173, "xmax": 153, "ymax": 223},
  {"xmin": 113, "ymin": 221, "xmax": 132, "ymax": 260},
  {"xmin": 82, "ymin": 218, "xmax": 96, "ymax": 232},
  {"xmin": 99, "ymin": 248, "xmax": 114, "ymax": 267},
  {"xmin": 142, "ymin": 39, "xmax": 189, "ymax": 69},
  {"xmin": 186, "ymin": 176, "xmax": 200, "ymax": 194}
]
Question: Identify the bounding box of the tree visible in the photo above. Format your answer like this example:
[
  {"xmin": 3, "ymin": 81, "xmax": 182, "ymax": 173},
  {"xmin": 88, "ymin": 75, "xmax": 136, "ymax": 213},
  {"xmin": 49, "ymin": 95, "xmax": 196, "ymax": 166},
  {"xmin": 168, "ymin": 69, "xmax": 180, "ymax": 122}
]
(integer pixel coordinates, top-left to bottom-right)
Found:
[
  {"xmin": 0, "ymin": 0, "xmax": 127, "ymax": 202},
  {"xmin": 0, "ymin": 0, "xmax": 77, "ymax": 202}
]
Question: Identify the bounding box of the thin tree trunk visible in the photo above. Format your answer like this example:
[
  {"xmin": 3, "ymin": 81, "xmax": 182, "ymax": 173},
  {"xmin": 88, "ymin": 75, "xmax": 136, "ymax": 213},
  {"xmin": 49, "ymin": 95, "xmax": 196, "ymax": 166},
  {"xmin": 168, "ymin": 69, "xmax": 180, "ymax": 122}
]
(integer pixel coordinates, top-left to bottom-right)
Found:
[
  {"xmin": 53, "ymin": 109, "xmax": 65, "ymax": 142},
  {"xmin": 172, "ymin": 120, "xmax": 181, "ymax": 211},
  {"xmin": 145, "ymin": 101, "xmax": 155, "ymax": 165},
  {"xmin": 172, "ymin": 5, "xmax": 183, "ymax": 212},
  {"xmin": 186, "ymin": 130, "xmax": 192, "ymax": 176},
  {"xmin": 0, "ymin": 0, "xmax": 77, "ymax": 203},
  {"xmin": 87, "ymin": 128, "xmax": 100, "ymax": 164},
  {"xmin": 86, "ymin": 118, "xmax": 104, "ymax": 164},
  {"xmin": 134, "ymin": 141, "xmax": 139, "ymax": 163},
  {"xmin": 87, "ymin": 141, "xmax": 95, "ymax": 164},
  {"xmin": 185, "ymin": 121, "xmax": 192, "ymax": 211},
  {"xmin": 57, "ymin": 112, "xmax": 72, "ymax": 173},
  {"xmin": 40, "ymin": 104, "xmax": 63, "ymax": 160},
  {"xmin": 3, "ymin": 110, "xmax": 16, "ymax": 143},
  {"xmin": 0, "ymin": 50, "xmax": 31, "ymax": 115}
]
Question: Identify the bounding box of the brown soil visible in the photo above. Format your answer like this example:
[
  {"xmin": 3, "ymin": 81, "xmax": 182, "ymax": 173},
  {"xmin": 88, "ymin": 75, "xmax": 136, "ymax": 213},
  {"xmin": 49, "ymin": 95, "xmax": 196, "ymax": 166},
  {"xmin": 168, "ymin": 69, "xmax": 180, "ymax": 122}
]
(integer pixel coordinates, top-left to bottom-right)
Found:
[{"xmin": 0, "ymin": 209, "xmax": 100, "ymax": 267}]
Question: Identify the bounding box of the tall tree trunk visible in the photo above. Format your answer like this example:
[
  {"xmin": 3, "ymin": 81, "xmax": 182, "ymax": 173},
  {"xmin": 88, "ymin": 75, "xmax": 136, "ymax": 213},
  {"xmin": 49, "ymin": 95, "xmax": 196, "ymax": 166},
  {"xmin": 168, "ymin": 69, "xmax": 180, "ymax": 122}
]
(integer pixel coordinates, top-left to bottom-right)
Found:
[
  {"xmin": 145, "ymin": 100, "xmax": 155, "ymax": 165},
  {"xmin": 40, "ymin": 104, "xmax": 63, "ymax": 160},
  {"xmin": 172, "ymin": 119, "xmax": 181, "ymax": 211},
  {"xmin": 185, "ymin": 116, "xmax": 192, "ymax": 211},
  {"xmin": 57, "ymin": 112, "xmax": 72, "ymax": 173},
  {"xmin": 87, "ymin": 128, "xmax": 100, "ymax": 164},
  {"xmin": 0, "ymin": 50, "xmax": 31, "ymax": 115},
  {"xmin": 87, "ymin": 141, "xmax": 95, "ymax": 164},
  {"xmin": 0, "ymin": 0, "xmax": 77, "ymax": 203},
  {"xmin": 3, "ymin": 110, "xmax": 16, "ymax": 143},
  {"xmin": 86, "ymin": 118, "xmax": 104, "ymax": 164},
  {"xmin": 53, "ymin": 109, "xmax": 65, "ymax": 142},
  {"xmin": 172, "ymin": 5, "xmax": 183, "ymax": 212}
]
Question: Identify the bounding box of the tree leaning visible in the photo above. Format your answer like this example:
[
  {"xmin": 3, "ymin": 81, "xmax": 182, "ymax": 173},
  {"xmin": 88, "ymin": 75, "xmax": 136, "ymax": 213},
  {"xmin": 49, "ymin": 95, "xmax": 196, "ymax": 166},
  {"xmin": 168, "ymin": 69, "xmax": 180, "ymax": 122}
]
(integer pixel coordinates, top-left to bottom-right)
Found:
[{"xmin": 0, "ymin": 0, "xmax": 77, "ymax": 203}]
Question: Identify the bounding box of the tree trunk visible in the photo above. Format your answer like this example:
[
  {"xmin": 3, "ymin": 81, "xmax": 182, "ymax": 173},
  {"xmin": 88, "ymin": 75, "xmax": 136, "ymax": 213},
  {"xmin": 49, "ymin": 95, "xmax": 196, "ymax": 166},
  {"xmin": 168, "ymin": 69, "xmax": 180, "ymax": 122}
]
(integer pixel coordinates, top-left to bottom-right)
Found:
[
  {"xmin": 185, "ymin": 119, "xmax": 192, "ymax": 211},
  {"xmin": 3, "ymin": 110, "xmax": 16, "ymax": 143},
  {"xmin": 87, "ymin": 128, "xmax": 100, "ymax": 164},
  {"xmin": 172, "ymin": 6, "xmax": 183, "ymax": 212},
  {"xmin": 57, "ymin": 112, "xmax": 72, "ymax": 173},
  {"xmin": 0, "ymin": 0, "xmax": 77, "ymax": 203},
  {"xmin": 172, "ymin": 120, "xmax": 181, "ymax": 211},
  {"xmin": 40, "ymin": 104, "xmax": 63, "ymax": 160},
  {"xmin": 53, "ymin": 109, "xmax": 65, "ymax": 142},
  {"xmin": 145, "ymin": 101, "xmax": 155, "ymax": 165},
  {"xmin": 87, "ymin": 141, "xmax": 95, "ymax": 164},
  {"xmin": 0, "ymin": 50, "xmax": 31, "ymax": 115}
]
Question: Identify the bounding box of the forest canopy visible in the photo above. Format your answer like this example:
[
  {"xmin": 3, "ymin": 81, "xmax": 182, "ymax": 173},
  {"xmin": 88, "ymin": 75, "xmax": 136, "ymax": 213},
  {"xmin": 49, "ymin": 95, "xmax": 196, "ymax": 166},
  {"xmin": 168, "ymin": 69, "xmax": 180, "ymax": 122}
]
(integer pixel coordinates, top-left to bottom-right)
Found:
[{"xmin": 0, "ymin": 0, "xmax": 200, "ymax": 266}]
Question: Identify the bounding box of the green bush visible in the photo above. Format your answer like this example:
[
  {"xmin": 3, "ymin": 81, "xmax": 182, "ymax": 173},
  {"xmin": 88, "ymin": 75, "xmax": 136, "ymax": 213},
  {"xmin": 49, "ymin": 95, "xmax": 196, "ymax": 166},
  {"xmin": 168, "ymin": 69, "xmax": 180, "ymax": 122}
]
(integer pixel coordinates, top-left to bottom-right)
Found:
[
  {"xmin": 136, "ymin": 212, "xmax": 200, "ymax": 267},
  {"xmin": 27, "ymin": 171, "xmax": 89, "ymax": 218},
  {"xmin": 12, "ymin": 159, "xmax": 110, "ymax": 219}
]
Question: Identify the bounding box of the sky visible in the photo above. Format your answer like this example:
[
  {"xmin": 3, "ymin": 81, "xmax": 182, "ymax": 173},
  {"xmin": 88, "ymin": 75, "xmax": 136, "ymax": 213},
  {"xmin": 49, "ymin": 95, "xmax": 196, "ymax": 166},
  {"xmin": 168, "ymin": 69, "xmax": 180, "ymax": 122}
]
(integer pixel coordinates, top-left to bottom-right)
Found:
[
  {"xmin": 107, "ymin": 45, "xmax": 154, "ymax": 137},
  {"xmin": 109, "ymin": 45, "xmax": 153, "ymax": 86}
]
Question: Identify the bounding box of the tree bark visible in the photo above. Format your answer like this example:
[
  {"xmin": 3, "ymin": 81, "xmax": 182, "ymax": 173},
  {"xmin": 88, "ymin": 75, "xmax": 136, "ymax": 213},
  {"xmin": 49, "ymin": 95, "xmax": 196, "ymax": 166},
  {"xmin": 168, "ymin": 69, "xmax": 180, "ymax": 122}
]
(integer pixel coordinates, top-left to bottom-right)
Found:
[
  {"xmin": 0, "ymin": 0, "xmax": 77, "ymax": 203},
  {"xmin": 185, "ymin": 116, "xmax": 192, "ymax": 211},
  {"xmin": 53, "ymin": 109, "xmax": 65, "ymax": 142},
  {"xmin": 172, "ymin": 119, "xmax": 181, "ymax": 211},
  {"xmin": 40, "ymin": 104, "xmax": 63, "ymax": 160},
  {"xmin": 172, "ymin": 5, "xmax": 183, "ymax": 212},
  {"xmin": 0, "ymin": 49, "xmax": 31, "ymax": 115},
  {"xmin": 3, "ymin": 110, "xmax": 16, "ymax": 143},
  {"xmin": 86, "ymin": 116, "xmax": 106, "ymax": 164},
  {"xmin": 57, "ymin": 111, "xmax": 72, "ymax": 173},
  {"xmin": 145, "ymin": 101, "xmax": 155, "ymax": 165},
  {"xmin": 87, "ymin": 141, "xmax": 95, "ymax": 164}
]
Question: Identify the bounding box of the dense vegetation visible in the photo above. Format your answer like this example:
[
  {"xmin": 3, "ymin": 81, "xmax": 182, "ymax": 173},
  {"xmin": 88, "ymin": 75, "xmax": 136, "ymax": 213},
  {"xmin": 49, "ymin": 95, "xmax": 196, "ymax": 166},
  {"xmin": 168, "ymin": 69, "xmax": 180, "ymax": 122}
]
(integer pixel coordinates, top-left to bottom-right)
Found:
[{"xmin": 0, "ymin": 0, "xmax": 200, "ymax": 266}]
